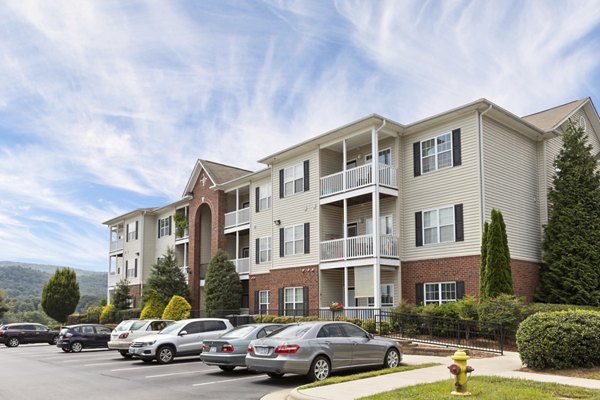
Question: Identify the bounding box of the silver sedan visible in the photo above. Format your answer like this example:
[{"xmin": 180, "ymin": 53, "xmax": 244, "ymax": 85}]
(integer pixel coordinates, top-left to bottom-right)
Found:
[{"xmin": 246, "ymin": 321, "xmax": 401, "ymax": 381}]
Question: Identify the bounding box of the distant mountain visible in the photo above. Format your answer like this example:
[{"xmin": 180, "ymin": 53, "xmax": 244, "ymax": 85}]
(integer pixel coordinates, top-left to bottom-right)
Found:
[{"xmin": 0, "ymin": 262, "xmax": 107, "ymax": 300}]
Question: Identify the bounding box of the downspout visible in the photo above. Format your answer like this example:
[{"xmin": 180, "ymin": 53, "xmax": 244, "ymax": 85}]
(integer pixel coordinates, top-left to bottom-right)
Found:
[
  {"xmin": 478, "ymin": 104, "xmax": 493, "ymax": 228},
  {"xmin": 140, "ymin": 211, "xmax": 146, "ymax": 306}
]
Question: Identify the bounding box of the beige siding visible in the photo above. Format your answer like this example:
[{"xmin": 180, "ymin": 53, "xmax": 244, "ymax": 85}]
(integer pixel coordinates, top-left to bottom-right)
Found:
[
  {"xmin": 401, "ymin": 113, "xmax": 481, "ymax": 260},
  {"xmin": 320, "ymin": 269, "xmax": 344, "ymax": 306},
  {"xmin": 347, "ymin": 136, "xmax": 397, "ymax": 168},
  {"xmin": 251, "ymin": 176, "xmax": 275, "ymax": 274},
  {"xmin": 320, "ymin": 149, "xmax": 342, "ymax": 177},
  {"xmin": 320, "ymin": 205, "xmax": 343, "ymax": 240},
  {"xmin": 483, "ymin": 119, "xmax": 541, "ymax": 262}
]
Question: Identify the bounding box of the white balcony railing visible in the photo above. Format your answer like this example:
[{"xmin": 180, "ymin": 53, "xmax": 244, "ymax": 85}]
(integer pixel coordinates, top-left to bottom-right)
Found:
[
  {"xmin": 224, "ymin": 208, "xmax": 250, "ymax": 229},
  {"xmin": 175, "ymin": 227, "xmax": 189, "ymax": 240},
  {"xmin": 234, "ymin": 258, "xmax": 250, "ymax": 274},
  {"xmin": 320, "ymin": 234, "xmax": 399, "ymax": 261},
  {"xmin": 320, "ymin": 164, "xmax": 397, "ymax": 198},
  {"xmin": 108, "ymin": 272, "xmax": 117, "ymax": 287},
  {"xmin": 109, "ymin": 239, "xmax": 123, "ymax": 253}
]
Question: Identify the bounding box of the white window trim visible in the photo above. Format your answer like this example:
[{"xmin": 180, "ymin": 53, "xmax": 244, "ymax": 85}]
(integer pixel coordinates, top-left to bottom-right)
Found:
[
  {"xmin": 424, "ymin": 281, "xmax": 457, "ymax": 305},
  {"xmin": 284, "ymin": 224, "xmax": 305, "ymax": 256},
  {"xmin": 422, "ymin": 205, "xmax": 455, "ymax": 245},
  {"xmin": 127, "ymin": 222, "xmax": 137, "ymax": 241},
  {"xmin": 284, "ymin": 286, "xmax": 303, "ymax": 315},
  {"xmin": 158, "ymin": 217, "xmax": 171, "ymax": 238},
  {"xmin": 259, "ymin": 290, "xmax": 269, "ymax": 314},
  {"xmin": 259, "ymin": 236, "xmax": 272, "ymax": 263},
  {"xmin": 420, "ymin": 132, "xmax": 453, "ymax": 174},
  {"xmin": 283, "ymin": 163, "xmax": 305, "ymax": 197},
  {"xmin": 365, "ymin": 147, "xmax": 392, "ymax": 166},
  {"xmin": 258, "ymin": 183, "xmax": 272, "ymax": 211}
]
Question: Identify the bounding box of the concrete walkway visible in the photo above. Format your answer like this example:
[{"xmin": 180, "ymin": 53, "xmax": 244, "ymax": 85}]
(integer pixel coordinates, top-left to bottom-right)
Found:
[{"xmin": 261, "ymin": 352, "xmax": 600, "ymax": 400}]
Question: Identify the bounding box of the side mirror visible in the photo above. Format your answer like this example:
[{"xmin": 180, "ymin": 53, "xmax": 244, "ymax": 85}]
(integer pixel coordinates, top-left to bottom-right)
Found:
[
  {"xmin": 179, "ymin": 330, "xmax": 188, "ymax": 336},
  {"xmin": 367, "ymin": 333, "xmax": 374, "ymax": 340}
]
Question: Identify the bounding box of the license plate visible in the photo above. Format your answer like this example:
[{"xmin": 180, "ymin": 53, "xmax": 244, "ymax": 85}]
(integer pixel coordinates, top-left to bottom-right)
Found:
[
  {"xmin": 209, "ymin": 347, "xmax": 217, "ymax": 353},
  {"xmin": 254, "ymin": 347, "xmax": 269, "ymax": 355}
]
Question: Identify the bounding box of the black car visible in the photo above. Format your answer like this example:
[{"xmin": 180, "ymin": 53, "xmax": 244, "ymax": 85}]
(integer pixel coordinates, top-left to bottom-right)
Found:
[
  {"xmin": 0, "ymin": 323, "xmax": 59, "ymax": 347},
  {"xmin": 57, "ymin": 324, "xmax": 112, "ymax": 353}
]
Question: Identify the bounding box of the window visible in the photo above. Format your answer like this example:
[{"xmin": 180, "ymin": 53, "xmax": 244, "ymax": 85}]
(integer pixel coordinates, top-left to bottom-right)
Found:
[
  {"xmin": 381, "ymin": 284, "xmax": 394, "ymax": 306},
  {"xmin": 421, "ymin": 133, "xmax": 452, "ymax": 173},
  {"xmin": 258, "ymin": 183, "xmax": 272, "ymax": 211},
  {"xmin": 284, "ymin": 163, "xmax": 305, "ymax": 196},
  {"xmin": 126, "ymin": 259, "xmax": 137, "ymax": 278},
  {"xmin": 423, "ymin": 206, "xmax": 455, "ymax": 245},
  {"xmin": 349, "ymin": 285, "xmax": 394, "ymax": 307},
  {"xmin": 259, "ymin": 237, "xmax": 272, "ymax": 263},
  {"xmin": 366, "ymin": 148, "xmax": 392, "ymax": 166},
  {"xmin": 158, "ymin": 217, "xmax": 171, "ymax": 238},
  {"xmin": 366, "ymin": 215, "xmax": 393, "ymax": 235},
  {"xmin": 284, "ymin": 225, "xmax": 304, "ymax": 256},
  {"xmin": 126, "ymin": 297, "xmax": 134, "ymax": 309},
  {"xmin": 424, "ymin": 282, "xmax": 457, "ymax": 305},
  {"xmin": 284, "ymin": 287, "xmax": 304, "ymax": 316},
  {"xmin": 317, "ymin": 324, "xmax": 345, "ymax": 338},
  {"xmin": 126, "ymin": 221, "xmax": 138, "ymax": 241},
  {"xmin": 259, "ymin": 290, "xmax": 269, "ymax": 313}
]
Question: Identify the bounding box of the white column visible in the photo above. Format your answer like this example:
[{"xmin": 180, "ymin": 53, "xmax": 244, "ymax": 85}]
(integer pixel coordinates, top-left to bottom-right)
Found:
[
  {"xmin": 371, "ymin": 127, "xmax": 381, "ymax": 308},
  {"xmin": 343, "ymin": 198, "xmax": 348, "ymax": 258},
  {"xmin": 344, "ymin": 267, "xmax": 349, "ymax": 309},
  {"xmin": 342, "ymin": 139, "xmax": 347, "ymax": 191},
  {"xmin": 236, "ymin": 189, "xmax": 240, "ymax": 225}
]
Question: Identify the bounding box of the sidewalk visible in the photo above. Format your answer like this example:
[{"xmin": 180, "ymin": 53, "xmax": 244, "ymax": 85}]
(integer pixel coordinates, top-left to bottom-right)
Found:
[{"xmin": 261, "ymin": 352, "xmax": 600, "ymax": 400}]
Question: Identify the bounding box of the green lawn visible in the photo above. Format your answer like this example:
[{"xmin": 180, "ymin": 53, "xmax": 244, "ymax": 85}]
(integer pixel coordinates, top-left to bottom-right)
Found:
[{"xmin": 358, "ymin": 376, "xmax": 600, "ymax": 400}]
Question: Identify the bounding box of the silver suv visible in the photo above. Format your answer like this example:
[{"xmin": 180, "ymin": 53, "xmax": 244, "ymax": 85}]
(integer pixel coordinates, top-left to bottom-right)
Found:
[
  {"xmin": 128, "ymin": 318, "xmax": 233, "ymax": 364},
  {"xmin": 108, "ymin": 319, "xmax": 174, "ymax": 358}
]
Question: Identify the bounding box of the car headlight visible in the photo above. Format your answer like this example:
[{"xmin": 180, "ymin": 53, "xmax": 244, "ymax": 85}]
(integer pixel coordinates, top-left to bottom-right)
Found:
[{"xmin": 139, "ymin": 341, "xmax": 156, "ymax": 346}]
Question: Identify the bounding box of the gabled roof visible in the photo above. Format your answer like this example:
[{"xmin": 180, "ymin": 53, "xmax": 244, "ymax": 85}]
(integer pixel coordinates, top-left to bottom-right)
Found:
[
  {"xmin": 183, "ymin": 159, "xmax": 252, "ymax": 196},
  {"xmin": 522, "ymin": 98, "xmax": 589, "ymax": 132},
  {"xmin": 102, "ymin": 208, "xmax": 156, "ymax": 225}
]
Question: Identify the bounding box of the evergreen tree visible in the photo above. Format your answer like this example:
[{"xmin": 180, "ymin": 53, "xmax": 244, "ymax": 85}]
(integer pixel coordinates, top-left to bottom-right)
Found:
[
  {"xmin": 483, "ymin": 209, "xmax": 514, "ymax": 298},
  {"xmin": 111, "ymin": 278, "xmax": 131, "ymax": 310},
  {"xmin": 140, "ymin": 292, "xmax": 166, "ymax": 319},
  {"xmin": 479, "ymin": 221, "xmax": 490, "ymax": 300},
  {"xmin": 41, "ymin": 268, "xmax": 80, "ymax": 323},
  {"xmin": 144, "ymin": 247, "xmax": 190, "ymax": 306},
  {"xmin": 204, "ymin": 249, "xmax": 242, "ymax": 317},
  {"xmin": 536, "ymin": 122, "xmax": 600, "ymax": 305},
  {"xmin": 0, "ymin": 289, "xmax": 9, "ymax": 319},
  {"xmin": 162, "ymin": 295, "xmax": 191, "ymax": 320}
]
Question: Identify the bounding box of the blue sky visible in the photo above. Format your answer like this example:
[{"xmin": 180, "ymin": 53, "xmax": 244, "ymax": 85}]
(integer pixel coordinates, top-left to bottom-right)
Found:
[{"xmin": 1, "ymin": 0, "xmax": 600, "ymax": 271}]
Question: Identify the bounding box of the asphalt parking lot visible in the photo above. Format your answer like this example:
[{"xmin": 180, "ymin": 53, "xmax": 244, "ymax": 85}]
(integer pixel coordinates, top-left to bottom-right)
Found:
[{"xmin": 0, "ymin": 343, "xmax": 306, "ymax": 400}]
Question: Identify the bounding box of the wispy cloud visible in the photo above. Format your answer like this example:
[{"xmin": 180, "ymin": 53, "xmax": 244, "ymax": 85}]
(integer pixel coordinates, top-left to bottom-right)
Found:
[{"xmin": 0, "ymin": 0, "xmax": 599, "ymax": 270}]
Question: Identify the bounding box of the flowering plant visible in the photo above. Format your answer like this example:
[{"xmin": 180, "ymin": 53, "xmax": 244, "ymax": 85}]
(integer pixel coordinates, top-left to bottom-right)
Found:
[{"xmin": 329, "ymin": 302, "xmax": 344, "ymax": 311}]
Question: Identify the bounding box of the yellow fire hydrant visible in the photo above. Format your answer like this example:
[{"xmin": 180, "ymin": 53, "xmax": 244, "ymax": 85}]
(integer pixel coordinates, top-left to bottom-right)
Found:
[{"xmin": 447, "ymin": 349, "xmax": 474, "ymax": 396}]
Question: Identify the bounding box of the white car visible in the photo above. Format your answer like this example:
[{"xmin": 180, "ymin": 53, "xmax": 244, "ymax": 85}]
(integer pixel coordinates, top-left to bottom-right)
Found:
[
  {"xmin": 108, "ymin": 319, "xmax": 174, "ymax": 358},
  {"xmin": 128, "ymin": 318, "xmax": 233, "ymax": 364}
]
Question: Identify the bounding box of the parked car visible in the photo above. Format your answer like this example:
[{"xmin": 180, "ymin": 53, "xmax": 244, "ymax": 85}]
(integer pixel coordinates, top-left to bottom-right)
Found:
[
  {"xmin": 129, "ymin": 318, "xmax": 233, "ymax": 364},
  {"xmin": 108, "ymin": 319, "xmax": 174, "ymax": 358},
  {"xmin": 0, "ymin": 323, "xmax": 59, "ymax": 347},
  {"xmin": 246, "ymin": 321, "xmax": 402, "ymax": 381},
  {"xmin": 200, "ymin": 323, "xmax": 283, "ymax": 371},
  {"xmin": 56, "ymin": 324, "xmax": 112, "ymax": 353}
]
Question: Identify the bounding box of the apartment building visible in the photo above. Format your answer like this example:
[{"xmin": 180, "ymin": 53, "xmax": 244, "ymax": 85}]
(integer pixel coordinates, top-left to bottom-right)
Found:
[{"xmin": 104, "ymin": 97, "xmax": 600, "ymax": 313}]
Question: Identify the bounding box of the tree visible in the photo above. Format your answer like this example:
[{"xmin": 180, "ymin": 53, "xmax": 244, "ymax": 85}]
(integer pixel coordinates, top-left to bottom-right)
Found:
[
  {"xmin": 536, "ymin": 122, "xmax": 600, "ymax": 305},
  {"xmin": 41, "ymin": 268, "xmax": 80, "ymax": 323},
  {"xmin": 144, "ymin": 247, "xmax": 190, "ymax": 306},
  {"xmin": 482, "ymin": 209, "xmax": 514, "ymax": 298},
  {"xmin": 111, "ymin": 278, "xmax": 131, "ymax": 310},
  {"xmin": 479, "ymin": 221, "xmax": 490, "ymax": 300},
  {"xmin": 0, "ymin": 289, "xmax": 10, "ymax": 320},
  {"xmin": 162, "ymin": 295, "xmax": 191, "ymax": 320},
  {"xmin": 204, "ymin": 249, "xmax": 242, "ymax": 317},
  {"xmin": 140, "ymin": 292, "xmax": 166, "ymax": 319}
]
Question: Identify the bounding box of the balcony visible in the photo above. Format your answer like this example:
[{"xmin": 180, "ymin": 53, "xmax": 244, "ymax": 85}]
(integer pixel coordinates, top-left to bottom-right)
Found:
[
  {"xmin": 175, "ymin": 227, "xmax": 189, "ymax": 244},
  {"xmin": 320, "ymin": 234, "xmax": 399, "ymax": 262},
  {"xmin": 224, "ymin": 208, "xmax": 250, "ymax": 231},
  {"xmin": 108, "ymin": 272, "xmax": 117, "ymax": 287},
  {"xmin": 320, "ymin": 164, "xmax": 397, "ymax": 198},
  {"xmin": 109, "ymin": 239, "xmax": 123, "ymax": 253},
  {"xmin": 233, "ymin": 258, "xmax": 250, "ymax": 274}
]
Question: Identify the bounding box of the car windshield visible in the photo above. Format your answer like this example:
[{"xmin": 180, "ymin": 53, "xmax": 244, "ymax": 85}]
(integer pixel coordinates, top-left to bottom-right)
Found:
[
  {"xmin": 159, "ymin": 321, "xmax": 186, "ymax": 335},
  {"xmin": 269, "ymin": 325, "xmax": 311, "ymax": 339},
  {"xmin": 220, "ymin": 325, "xmax": 256, "ymax": 339},
  {"xmin": 59, "ymin": 328, "xmax": 69, "ymax": 335}
]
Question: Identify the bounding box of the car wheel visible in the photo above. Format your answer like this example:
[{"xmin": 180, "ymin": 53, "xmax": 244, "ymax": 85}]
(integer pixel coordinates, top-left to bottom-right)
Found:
[
  {"xmin": 119, "ymin": 350, "xmax": 133, "ymax": 359},
  {"xmin": 62, "ymin": 348, "xmax": 71, "ymax": 353},
  {"xmin": 384, "ymin": 348, "xmax": 400, "ymax": 368},
  {"xmin": 308, "ymin": 356, "xmax": 331, "ymax": 382},
  {"xmin": 49, "ymin": 336, "xmax": 58, "ymax": 345},
  {"xmin": 156, "ymin": 346, "xmax": 174, "ymax": 364},
  {"xmin": 218, "ymin": 366, "xmax": 235, "ymax": 372},
  {"xmin": 7, "ymin": 337, "xmax": 20, "ymax": 347},
  {"xmin": 70, "ymin": 342, "xmax": 83, "ymax": 353},
  {"xmin": 267, "ymin": 372, "xmax": 285, "ymax": 379}
]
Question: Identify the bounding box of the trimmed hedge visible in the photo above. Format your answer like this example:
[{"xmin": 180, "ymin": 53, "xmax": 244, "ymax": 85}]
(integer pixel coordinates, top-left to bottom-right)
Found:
[
  {"xmin": 140, "ymin": 296, "xmax": 165, "ymax": 319},
  {"xmin": 162, "ymin": 295, "xmax": 191, "ymax": 320},
  {"xmin": 517, "ymin": 310, "xmax": 600, "ymax": 369},
  {"xmin": 99, "ymin": 304, "xmax": 115, "ymax": 324}
]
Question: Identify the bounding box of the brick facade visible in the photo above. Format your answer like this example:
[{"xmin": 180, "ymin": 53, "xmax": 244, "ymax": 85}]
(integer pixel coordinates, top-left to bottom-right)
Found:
[
  {"xmin": 249, "ymin": 266, "xmax": 319, "ymax": 313},
  {"xmin": 511, "ymin": 259, "xmax": 540, "ymax": 302},
  {"xmin": 129, "ymin": 284, "xmax": 142, "ymax": 308}
]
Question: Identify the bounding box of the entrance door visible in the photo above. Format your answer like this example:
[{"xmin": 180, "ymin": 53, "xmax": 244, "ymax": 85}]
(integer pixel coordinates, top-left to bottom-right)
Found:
[{"xmin": 347, "ymin": 223, "xmax": 358, "ymax": 238}]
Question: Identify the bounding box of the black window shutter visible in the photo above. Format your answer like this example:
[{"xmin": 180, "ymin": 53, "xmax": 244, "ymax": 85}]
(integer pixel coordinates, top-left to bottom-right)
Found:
[
  {"xmin": 135, "ymin": 221, "xmax": 138, "ymax": 240},
  {"xmin": 303, "ymin": 160, "xmax": 310, "ymax": 192},
  {"xmin": 455, "ymin": 204, "xmax": 464, "ymax": 242},
  {"xmin": 126, "ymin": 224, "xmax": 129, "ymax": 242},
  {"xmin": 279, "ymin": 169, "xmax": 284, "ymax": 198},
  {"xmin": 279, "ymin": 228, "xmax": 284, "ymax": 257},
  {"xmin": 452, "ymin": 128, "xmax": 462, "ymax": 166},
  {"xmin": 168, "ymin": 216, "xmax": 172, "ymax": 236},
  {"xmin": 456, "ymin": 281, "xmax": 465, "ymax": 300},
  {"xmin": 303, "ymin": 286, "xmax": 309, "ymax": 316},
  {"xmin": 255, "ymin": 238, "xmax": 260, "ymax": 264},
  {"xmin": 254, "ymin": 290, "xmax": 260, "ymax": 314},
  {"xmin": 413, "ymin": 142, "xmax": 421, "ymax": 177},
  {"xmin": 134, "ymin": 259, "xmax": 138, "ymax": 278},
  {"xmin": 415, "ymin": 212, "xmax": 423, "ymax": 247},
  {"xmin": 125, "ymin": 260, "xmax": 129, "ymax": 278},
  {"xmin": 278, "ymin": 288, "xmax": 284, "ymax": 316},
  {"xmin": 255, "ymin": 187, "xmax": 260, "ymax": 212},
  {"xmin": 304, "ymin": 223, "xmax": 310, "ymax": 254},
  {"xmin": 157, "ymin": 220, "xmax": 160, "ymax": 238},
  {"xmin": 416, "ymin": 283, "xmax": 424, "ymax": 305}
]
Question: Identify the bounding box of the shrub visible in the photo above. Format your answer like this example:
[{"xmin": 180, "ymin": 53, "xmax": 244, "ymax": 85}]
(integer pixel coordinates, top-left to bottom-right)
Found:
[
  {"xmin": 379, "ymin": 320, "xmax": 392, "ymax": 335},
  {"xmin": 391, "ymin": 299, "xmax": 417, "ymax": 315},
  {"xmin": 67, "ymin": 313, "xmax": 86, "ymax": 325},
  {"xmin": 140, "ymin": 295, "xmax": 166, "ymax": 319},
  {"xmin": 517, "ymin": 310, "xmax": 600, "ymax": 369},
  {"xmin": 86, "ymin": 305, "xmax": 103, "ymax": 323},
  {"xmin": 99, "ymin": 304, "xmax": 115, "ymax": 324},
  {"xmin": 456, "ymin": 296, "xmax": 479, "ymax": 321},
  {"xmin": 478, "ymin": 294, "xmax": 527, "ymax": 336},
  {"xmin": 162, "ymin": 295, "xmax": 191, "ymax": 320},
  {"xmin": 529, "ymin": 303, "xmax": 597, "ymax": 314},
  {"xmin": 253, "ymin": 314, "xmax": 276, "ymax": 323},
  {"xmin": 362, "ymin": 319, "xmax": 376, "ymax": 333},
  {"xmin": 117, "ymin": 308, "xmax": 141, "ymax": 322}
]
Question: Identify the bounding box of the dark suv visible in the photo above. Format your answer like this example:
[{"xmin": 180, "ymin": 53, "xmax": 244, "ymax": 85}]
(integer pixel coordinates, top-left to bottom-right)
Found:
[
  {"xmin": 0, "ymin": 323, "xmax": 59, "ymax": 347},
  {"xmin": 57, "ymin": 324, "xmax": 112, "ymax": 353}
]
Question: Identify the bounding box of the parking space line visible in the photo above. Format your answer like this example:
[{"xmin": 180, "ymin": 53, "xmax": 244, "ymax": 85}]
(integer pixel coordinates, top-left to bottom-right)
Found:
[
  {"xmin": 111, "ymin": 364, "xmax": 179, "ymax": 372},
  {"xmin": 192, "ymin": 376, "xmax": 258, "ymax": 387},
  {"xmin": 145, "ymin": 369, "xmax": 218, "ymax": 378},
  {"xmin": 84, "ymin": 361, "xmax": 131, "ymax": 367}
]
